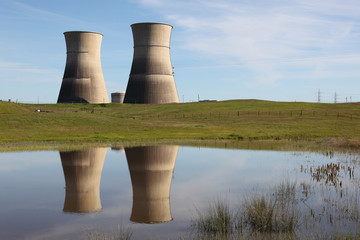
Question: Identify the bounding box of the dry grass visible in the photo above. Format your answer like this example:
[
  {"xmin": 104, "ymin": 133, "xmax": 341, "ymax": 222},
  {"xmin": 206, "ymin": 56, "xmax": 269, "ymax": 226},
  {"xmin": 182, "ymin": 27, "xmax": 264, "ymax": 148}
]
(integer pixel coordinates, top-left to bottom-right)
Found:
[
  {"xmin": 191, "ymin": 198, "xmax": 234, "ymax": 238},
  {"xmin": 241, "ymin": 182, "xmax": 298, "ymax": 233},
  {"xmin": 84, "ymin": 225, "xmax": 133, "ymax": 240}
]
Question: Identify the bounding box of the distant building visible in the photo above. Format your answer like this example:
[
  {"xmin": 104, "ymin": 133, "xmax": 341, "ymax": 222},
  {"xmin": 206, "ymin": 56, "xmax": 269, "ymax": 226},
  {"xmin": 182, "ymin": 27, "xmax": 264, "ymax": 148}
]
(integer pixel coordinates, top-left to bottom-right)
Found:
[
  {"xmin": 199, "ymin": 100, "xmax": 217, "ymax": 102},
  {"xmin": 111, "ymin": 91, "xmax": 125, "ymax": 103}
]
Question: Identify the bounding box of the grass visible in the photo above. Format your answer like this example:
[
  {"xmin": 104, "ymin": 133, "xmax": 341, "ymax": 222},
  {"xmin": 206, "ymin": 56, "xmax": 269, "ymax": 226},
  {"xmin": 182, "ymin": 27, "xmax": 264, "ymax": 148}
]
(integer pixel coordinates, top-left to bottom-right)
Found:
[
  {"xmin": 190, "ymin": 183, "xmax": 298, "ymax": 239},
  {"xmin": 191, "ymin": 198, "xmax": 233, "ymax": 238},
  {"xmin": 1, "ymin": 100, "xmax": 360, "ymax": 149},
  {"xmin": 84, "ymin": 225, "xmax": 133, "ymax": 240},
  {"xmin": 241, "ymin": 182, "xmax": 298, "ymax": 233},
  {"xmin": 191, "ymin": 176, "xmax": 360, "ymax": 240}
]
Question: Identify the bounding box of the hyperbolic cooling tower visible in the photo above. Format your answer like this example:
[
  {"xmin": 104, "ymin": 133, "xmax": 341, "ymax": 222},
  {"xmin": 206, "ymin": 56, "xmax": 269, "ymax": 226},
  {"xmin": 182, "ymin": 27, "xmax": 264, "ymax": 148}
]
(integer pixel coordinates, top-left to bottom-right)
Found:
[
  {"xmin": 124, "ymin": 23, "xmax": 179, "ymax": 104},
  {"xmin": 60, "ymin": 148, "xmax": 107, "ymax": 213},
  {"xmin": 57, "ymin": 31, "xmax": 109, "ymax": 103},
  {"xmin": 125, "ymin": 145, "xmax": 178, "ymax": 223}
]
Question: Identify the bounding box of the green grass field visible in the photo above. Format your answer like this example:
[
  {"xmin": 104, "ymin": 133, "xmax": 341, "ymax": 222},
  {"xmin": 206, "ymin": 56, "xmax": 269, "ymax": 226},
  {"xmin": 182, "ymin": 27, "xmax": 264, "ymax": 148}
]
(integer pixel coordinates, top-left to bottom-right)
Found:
[{"xmin": 0, "ymin": 100, "xmax": 359, "ymax": 149}]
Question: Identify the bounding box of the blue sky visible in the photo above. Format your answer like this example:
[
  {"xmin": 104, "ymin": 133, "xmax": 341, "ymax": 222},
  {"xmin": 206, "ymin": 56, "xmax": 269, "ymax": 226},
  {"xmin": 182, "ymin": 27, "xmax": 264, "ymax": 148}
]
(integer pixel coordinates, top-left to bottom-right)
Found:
[{"xmin": 0, "ymin": 0, "xmax": 359, "ymax": 103}]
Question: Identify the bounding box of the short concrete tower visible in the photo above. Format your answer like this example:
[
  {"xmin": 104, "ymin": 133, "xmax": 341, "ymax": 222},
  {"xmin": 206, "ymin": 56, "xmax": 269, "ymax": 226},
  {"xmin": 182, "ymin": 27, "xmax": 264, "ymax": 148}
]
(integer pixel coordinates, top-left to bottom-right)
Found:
[
  {"xmin": 124, "ymin": 23, "xmax": 179, "ymax": 104},
  {"xmin": 60, "ymin": 148, "xmax": 107, "ymax": 213},
  {"xmin": 125, "ymin": 145, "xmax": 178, "ymax": 223},
  {"xmin": 57, "ymin": 31, "xmax": 109, "ymax": 103},
  {"xmin": 111, "ymin": 91, "xmax": 125, "ymax": 103}
]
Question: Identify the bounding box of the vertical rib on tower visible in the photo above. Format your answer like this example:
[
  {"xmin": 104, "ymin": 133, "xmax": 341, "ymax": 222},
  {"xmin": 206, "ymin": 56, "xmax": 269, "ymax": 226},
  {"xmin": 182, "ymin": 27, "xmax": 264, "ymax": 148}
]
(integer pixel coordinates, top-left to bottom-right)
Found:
[
  {"xmin": 124, "ymin": 23, "xmax": 179, "ymax": 104},
  {"xmin": 57, "ymin": 31, "xmax": 109, "ymax": 103}
]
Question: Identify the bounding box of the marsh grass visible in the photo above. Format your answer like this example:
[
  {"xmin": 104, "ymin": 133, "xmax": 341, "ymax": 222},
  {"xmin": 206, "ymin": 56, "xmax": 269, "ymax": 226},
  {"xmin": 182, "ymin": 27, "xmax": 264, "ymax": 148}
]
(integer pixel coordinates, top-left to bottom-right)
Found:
[
  {"xmin": 84, "ymin": 225, "xmax": 133, "ymax": 240},
  {"xmin": 242, "ymin": 195, "xmax": 275, "ymax": 232},
  {"xmin": 241, "ymin": 182, "xmax": 298, "ymax": 233},
  {"xmin": 191, "ymin": 183, "xmax": 299, "ymax": 239},
  {"xmin": 191, "ymin": 198, "xmax": 234, "ymax": 238}
]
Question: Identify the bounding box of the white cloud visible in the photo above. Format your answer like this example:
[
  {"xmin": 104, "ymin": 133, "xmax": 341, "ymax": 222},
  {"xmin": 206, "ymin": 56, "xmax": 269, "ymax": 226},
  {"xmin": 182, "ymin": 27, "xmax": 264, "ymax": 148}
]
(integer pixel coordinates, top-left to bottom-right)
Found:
[{"xmin": 135, "ymin": 0, "xmax": 360, "ymax": 86}]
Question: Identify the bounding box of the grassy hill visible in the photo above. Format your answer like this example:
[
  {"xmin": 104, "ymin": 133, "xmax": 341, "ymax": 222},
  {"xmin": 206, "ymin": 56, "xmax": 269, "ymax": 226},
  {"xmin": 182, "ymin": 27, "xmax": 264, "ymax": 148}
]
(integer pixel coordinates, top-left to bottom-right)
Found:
[{"xmin": 0, "ymin": 100, "xmax": 359, "ymax": 148}]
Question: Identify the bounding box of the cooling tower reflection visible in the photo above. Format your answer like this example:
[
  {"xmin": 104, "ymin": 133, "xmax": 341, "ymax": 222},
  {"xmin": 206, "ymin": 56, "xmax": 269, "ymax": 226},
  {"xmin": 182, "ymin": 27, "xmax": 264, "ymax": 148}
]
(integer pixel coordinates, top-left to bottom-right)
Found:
[
  {"xmin": 125, "ymin": 145, "xmax": 178, "ymax": 223},
  {"xmin": 60, "ymin": 148, "xmax": 107, "ymax": 213}
]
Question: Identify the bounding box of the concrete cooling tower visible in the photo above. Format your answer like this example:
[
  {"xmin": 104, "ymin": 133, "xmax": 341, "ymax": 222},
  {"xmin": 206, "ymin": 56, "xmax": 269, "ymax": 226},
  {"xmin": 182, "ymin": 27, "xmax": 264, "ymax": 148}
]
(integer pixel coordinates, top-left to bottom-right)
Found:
[
  {"xmin": 125, "ymin": 145, "xmax": 179, "ymax": 223},
  {"xmin": 124, "ymin": 23, "xmax": 179, "ymax": 104},
  {"xmin": 60, "ymin": 148, "xmax": 107, "ymax": 213},
  {"xmin": 57, "ymin": 31, "xmax": 109, "ymax": 103},
  {"xmin": 111, "ymin": 91, "xmax": 125, "ymax": 103}
]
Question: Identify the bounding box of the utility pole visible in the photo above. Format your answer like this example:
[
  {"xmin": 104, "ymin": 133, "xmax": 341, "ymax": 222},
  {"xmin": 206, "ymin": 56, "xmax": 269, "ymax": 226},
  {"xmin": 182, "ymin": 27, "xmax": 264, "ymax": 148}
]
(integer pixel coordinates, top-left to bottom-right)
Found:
[{"xmin": 317, "ymin": 89, "xmax": 321, "ymax": 103}]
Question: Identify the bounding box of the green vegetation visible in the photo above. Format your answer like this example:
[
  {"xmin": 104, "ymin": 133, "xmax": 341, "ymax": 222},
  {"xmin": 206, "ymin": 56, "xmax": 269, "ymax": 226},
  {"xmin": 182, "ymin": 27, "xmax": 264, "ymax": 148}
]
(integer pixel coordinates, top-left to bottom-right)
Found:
[
  {"xmin": 191, "ymin": 198, "xmax": 233, "ymax": 238},
  {"xmin": 191, "ymin": 183, "xmax": 298, "ymax": 239},
  {"xmin": 84, "ymin": 225, "xmax": 133, "ymax": 240},
  {"xmin": 1, "ymin": 100, "xmax": 359, "ymax": 148},
  {"xmin": 191, "ymin": 179, "xmax": 360, "ymax": 240},
  {"xmin": 241, "ymin": 182, "xmax": 298, "ymax": 233}
]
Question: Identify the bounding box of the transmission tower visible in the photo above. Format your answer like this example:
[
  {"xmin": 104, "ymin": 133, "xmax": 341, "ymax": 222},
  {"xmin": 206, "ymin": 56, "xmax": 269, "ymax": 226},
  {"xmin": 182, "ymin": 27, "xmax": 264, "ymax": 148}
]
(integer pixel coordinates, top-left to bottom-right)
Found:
[
  {"xmin": 334, "ymin": 92, "xmax": 337, "ymax": 103},
  {"xmin": 317, "ymin": 89, "xmax": 321, "ymax": 103}
]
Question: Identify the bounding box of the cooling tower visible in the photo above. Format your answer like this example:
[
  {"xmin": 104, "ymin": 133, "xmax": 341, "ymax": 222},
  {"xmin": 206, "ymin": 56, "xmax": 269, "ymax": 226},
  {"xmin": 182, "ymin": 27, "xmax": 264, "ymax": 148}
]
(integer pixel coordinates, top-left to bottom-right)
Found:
[
  {"xmin": 125, "ymin": 145, "xmax": 178, "ymax": 223},
  {"xmin": 111, "ymin": 91, "xmax": 125, "ymax": 103},
  {"xmin": 60, "ymin": 148, "xmax": 107, "ymax": 213},
  {"xmin": 124, "ymin": 23, "xmax": 179, "ymax": 104},
  {"xmin": 57, "ymin": 31, "xmax": 109, "ymax": 103}
]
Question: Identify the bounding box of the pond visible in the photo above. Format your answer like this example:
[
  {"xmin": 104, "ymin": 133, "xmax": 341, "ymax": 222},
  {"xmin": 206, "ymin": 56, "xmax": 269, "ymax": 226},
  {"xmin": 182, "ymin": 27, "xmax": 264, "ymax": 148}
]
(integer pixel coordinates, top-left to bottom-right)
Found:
[{"xmin": 0, "ymin": 145, "xmax": 359, "ymax": 239}]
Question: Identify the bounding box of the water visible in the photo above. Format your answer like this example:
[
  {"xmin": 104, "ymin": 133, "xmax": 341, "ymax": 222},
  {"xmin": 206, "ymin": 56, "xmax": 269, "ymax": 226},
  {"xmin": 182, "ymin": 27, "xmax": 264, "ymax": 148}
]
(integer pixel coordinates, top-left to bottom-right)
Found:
[{"xmin": 0, "ymin": 146, "xmax": 359, "ymax": 239}]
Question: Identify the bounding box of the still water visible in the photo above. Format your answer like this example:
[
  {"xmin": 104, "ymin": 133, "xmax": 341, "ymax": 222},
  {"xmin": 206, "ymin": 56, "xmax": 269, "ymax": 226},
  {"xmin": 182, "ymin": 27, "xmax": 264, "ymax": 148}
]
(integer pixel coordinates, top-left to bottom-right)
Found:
[{"xmin": 0, "ymin": 146, "xmax": 359, "ymax": 239}]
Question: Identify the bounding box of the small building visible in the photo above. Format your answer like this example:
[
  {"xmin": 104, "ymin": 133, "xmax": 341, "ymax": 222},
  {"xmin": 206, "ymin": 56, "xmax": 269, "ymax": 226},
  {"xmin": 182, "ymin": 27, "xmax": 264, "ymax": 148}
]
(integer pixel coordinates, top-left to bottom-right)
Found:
[{"xmin": 111, "ymin": 91, "xmax": 125, "ymax": 103}]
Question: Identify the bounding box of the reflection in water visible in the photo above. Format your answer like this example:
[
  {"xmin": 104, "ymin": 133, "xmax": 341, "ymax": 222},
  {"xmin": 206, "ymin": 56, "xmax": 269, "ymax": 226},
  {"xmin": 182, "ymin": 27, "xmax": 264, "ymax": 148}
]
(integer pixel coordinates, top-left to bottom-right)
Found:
[
  {"xmin": 111, "ymin": 147, "xmax": 125, "ymax": 152},
  {"xmin": 125, "ymin": 145, "xmax": 178, "ymax": 224},
  {"xmin": 60, "ymin": 148, "xmax": 107, "ymax": 213}
]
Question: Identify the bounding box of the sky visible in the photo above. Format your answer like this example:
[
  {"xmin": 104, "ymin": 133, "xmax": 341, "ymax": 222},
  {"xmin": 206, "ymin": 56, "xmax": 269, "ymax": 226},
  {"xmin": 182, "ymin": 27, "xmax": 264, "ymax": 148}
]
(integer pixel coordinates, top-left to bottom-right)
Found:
[{"xmin": 0, "ymin": 0, "xmax": 360, "ymax": 103}]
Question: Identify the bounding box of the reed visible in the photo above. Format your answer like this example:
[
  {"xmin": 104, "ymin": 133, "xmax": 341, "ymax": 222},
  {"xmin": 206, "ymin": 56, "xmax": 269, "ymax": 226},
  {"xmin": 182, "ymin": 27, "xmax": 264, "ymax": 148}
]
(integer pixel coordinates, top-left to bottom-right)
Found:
[
  {"xmin": 84, "ymin": 225, "xmax": 133, "ymax": 240},
  {"xmin": 191, "ymin": 198, "xmax": 234, "ymax": 238},
  {"xmin": 241, "ymin": 182, "xmax": 298, "ymax": 233}
]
